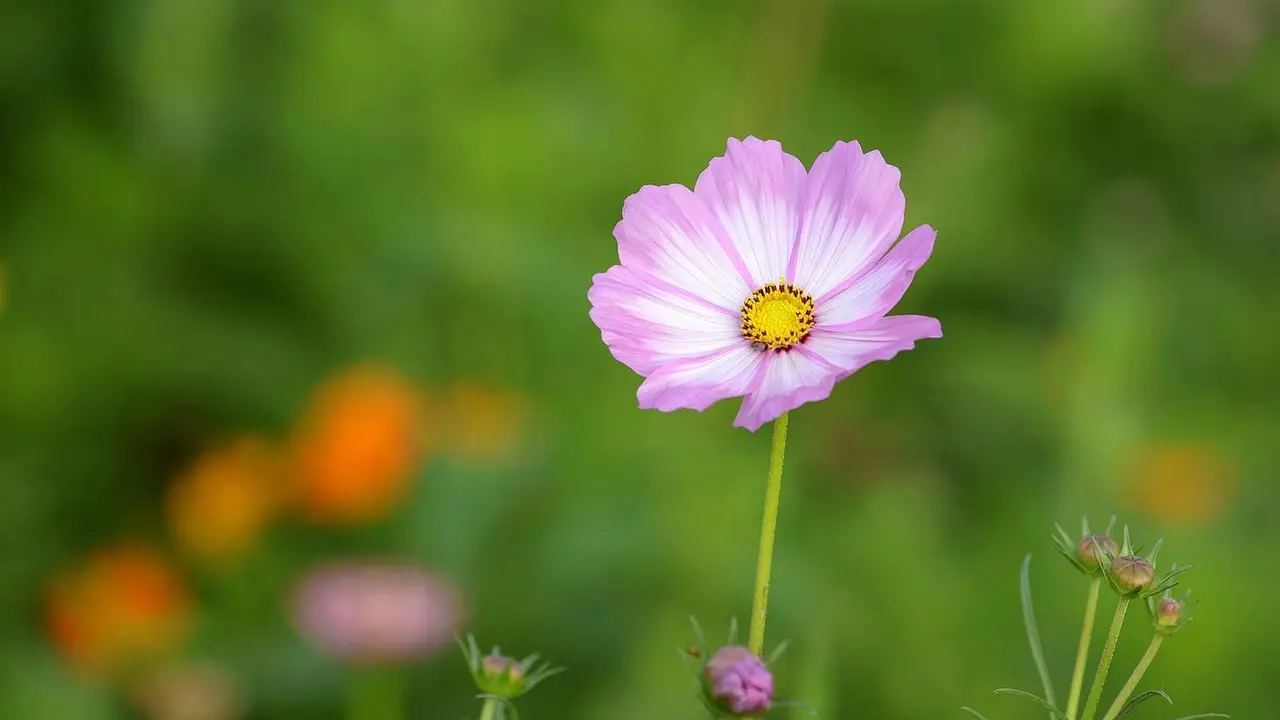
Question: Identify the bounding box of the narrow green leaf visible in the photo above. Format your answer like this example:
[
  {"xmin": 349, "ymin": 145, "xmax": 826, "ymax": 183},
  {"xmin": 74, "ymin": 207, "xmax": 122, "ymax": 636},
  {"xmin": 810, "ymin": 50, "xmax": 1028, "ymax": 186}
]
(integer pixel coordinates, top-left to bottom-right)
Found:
[
  {"xmin": 994, "ymin": 688, "xmax": 1069, "ymax": 720},
  {"xmin": 689, "ymin": 616, "xmax": 706, "ymax": 650},
  {"xmin": 961, "ymin": 706, "xmax": 992, "ymax": 720},
  {"xmin": 766, "ymin": 639, "xmax": 790, "ymax": 666},
  {"xmin": 1114, "ymin": 689, "xmax": 1172, "ymax": 719},
  {"xmin": 1020, "ymin": 555, "xmax": 1057, "ymax": 713},
  {"xmin": 1170, "ymin": 715, "xmax": 1230, "ymax": 720}
]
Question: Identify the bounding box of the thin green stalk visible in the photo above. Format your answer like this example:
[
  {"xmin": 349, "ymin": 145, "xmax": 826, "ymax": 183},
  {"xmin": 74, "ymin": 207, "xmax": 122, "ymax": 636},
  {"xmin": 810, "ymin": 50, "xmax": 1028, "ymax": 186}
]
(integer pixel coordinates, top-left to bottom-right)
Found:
[
  {"xmin": 1066, "ymin": 578, "xmax": 1103, "ymax": 719},
  {"xmin": 1101, "ymin": 635, "xmax": 1165, "ymax": 720},
  {"xmin": 346, "ymin": 666, "xmax": 403, "ymax": 720},
  {"xmin": 1081, "ymin": 598, "xmax": 1130, "ymax": 720},
  {"xmin": 748, "ymin": 411, "xmax": 790, "ymax": 655},
  {"xmin": 479, "ymin": 697, "xmax": 500, "ymax": 720}
]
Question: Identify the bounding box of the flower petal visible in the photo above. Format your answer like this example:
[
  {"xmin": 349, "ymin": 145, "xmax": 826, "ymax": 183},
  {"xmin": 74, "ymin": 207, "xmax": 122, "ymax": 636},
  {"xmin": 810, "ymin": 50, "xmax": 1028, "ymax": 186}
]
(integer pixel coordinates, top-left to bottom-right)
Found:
[
  {"xmin": 588, "ymin": 265, "xmax": 742, "ymax": 376},
  {"xmin": 813, "ymin": 225, "xmax": 935, "ymax": 330},
  {"xmin": 788, "ymin": 142, "xmax": 906, "ymax": 298},
  {"xmin": 637, "ymin": 343, "xmax": 763, "ymax": 413},
  {"xmin": 804, "ymin": 315, "xmax": 942, "ymax": 378},
  {"xmin": 732, "ymin": 351, "xmax": 841, "ymax": 432},
  {"xmin": 695, "ymin": 137, "xmax": 806, "ymax": 288},
  {"xmin": 614, "ymin": 184, "xmax": 753, "ymax": 311}
]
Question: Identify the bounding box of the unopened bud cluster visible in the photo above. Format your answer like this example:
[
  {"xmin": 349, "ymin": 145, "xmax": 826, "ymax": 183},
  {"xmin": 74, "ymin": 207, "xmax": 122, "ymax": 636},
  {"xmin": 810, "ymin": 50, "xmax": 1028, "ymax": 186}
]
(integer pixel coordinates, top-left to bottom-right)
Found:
[{"xmin": 458, "ymin": 634, "xmax": 562, "ymax": 704}]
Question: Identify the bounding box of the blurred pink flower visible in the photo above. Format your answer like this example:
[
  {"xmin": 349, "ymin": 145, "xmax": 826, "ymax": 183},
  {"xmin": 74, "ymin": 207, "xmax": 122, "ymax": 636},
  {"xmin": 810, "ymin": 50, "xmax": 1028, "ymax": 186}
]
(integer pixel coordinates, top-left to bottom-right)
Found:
[
  {"xmin": 292, "ymin": 561, "xmax": 463, "ymax": 664},
  {"xmin": 589, "ymin": 137, "xmax": 940, "ymax": 431}
]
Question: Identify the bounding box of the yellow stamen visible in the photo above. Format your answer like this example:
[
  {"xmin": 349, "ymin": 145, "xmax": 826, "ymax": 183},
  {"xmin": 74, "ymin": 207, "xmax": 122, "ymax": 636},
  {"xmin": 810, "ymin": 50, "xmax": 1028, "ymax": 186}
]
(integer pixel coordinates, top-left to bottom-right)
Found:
[{"xmin": 739, "ymin": 279, "xmax": 815, "ymax": 350}]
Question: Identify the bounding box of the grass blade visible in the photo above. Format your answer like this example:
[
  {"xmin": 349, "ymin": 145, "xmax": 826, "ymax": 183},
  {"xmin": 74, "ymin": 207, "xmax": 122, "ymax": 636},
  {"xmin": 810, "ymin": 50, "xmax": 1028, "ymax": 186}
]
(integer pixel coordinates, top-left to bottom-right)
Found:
[
  {"xmin": 961, "ymin": 707, "xmax": 992, "ymax": 720},
  {"xmin": 1170, "ymin": 715, "xmax": 1231, "ymax": 720},
  {"xmin": 1113, "ymin": 689, "xmax": 1172, "ymax": 720},
  {"xmin": 1021, "ymin": 554, "xmax": 1057, "ymax": 714},
  {"xmin": 994, "ymin": 688, "xmax": 1069, "ymax": 720}
]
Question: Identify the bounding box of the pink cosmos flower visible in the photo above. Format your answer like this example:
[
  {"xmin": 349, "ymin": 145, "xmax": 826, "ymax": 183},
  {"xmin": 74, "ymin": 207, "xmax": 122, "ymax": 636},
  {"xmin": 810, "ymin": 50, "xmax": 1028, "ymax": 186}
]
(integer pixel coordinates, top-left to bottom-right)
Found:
[
  {"xmin": 589, "ymin": 137, "xmax": 941, "ymax": 431},
  {"xmin": 292, "ymin": 560, "xmax": 462, "ymax": 664}
]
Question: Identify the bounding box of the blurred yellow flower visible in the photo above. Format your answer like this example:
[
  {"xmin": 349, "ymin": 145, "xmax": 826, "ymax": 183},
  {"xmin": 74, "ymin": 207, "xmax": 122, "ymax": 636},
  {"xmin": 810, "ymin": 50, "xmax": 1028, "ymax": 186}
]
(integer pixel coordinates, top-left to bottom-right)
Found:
[
  {"xmin": 46, "ymin": 544, "xmax": 192, "ymax": 678},
  {"xmin": 1128, "ymin": 442, "xmax": 1238, "ymax": 525},
  {"xmin": 289, "ymin": 365, "xmax": 427, "ymax": 525},
  {"xmin": 166, "ymin": 437, "xmax": 280, "ymax": 564},
  {"xmin": 438, "ymin": 382, "xmax": 530, "ymax": 466}
]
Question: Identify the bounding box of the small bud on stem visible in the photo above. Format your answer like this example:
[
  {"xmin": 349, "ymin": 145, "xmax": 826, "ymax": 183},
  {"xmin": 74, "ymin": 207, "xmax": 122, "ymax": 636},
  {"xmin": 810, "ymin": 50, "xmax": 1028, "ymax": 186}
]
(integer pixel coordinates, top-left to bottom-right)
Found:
[{"xmin": 1110, "ymin": 555, "xmax": 1156, "ymax": 595}]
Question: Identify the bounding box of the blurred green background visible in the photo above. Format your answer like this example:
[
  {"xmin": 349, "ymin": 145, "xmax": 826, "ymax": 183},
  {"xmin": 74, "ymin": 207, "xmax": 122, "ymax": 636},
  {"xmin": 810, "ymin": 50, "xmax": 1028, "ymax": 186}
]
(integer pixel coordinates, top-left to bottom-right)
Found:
[{"xmin": 1, "ymin": 0, "xmax": 1277, "ymax": 717}]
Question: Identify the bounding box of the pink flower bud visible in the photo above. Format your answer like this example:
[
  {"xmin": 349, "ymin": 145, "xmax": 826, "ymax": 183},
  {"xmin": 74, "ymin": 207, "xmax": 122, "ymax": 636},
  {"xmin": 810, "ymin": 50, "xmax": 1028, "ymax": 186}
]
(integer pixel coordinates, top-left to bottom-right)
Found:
[{"xmin": 703, "ymin": 646, "xmax": 773, "ymax": 716}]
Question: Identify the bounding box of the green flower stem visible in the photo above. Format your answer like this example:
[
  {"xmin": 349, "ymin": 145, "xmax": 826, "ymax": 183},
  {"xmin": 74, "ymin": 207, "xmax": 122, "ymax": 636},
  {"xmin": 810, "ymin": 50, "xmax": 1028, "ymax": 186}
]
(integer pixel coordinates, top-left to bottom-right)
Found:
[
  {"xmin": 346, "ymin": 666, "xmax": 404, "ymax": 720},
  {"xmin": 479, "ymin": 697, "xmax": 500, "ymax": 720},
  {"xmin": 1100, "ymin": 635, "xmax": 1165, "ymax": 720},
  {"xmin": 748, "ymin": 411, "xmax": 790, "ymax": 656},
  {"xmin": 1081, "ymin": 598, "xmax": 1130, "ymax": 720},
  {"xmin": 1066, "ymin": 577, "xmax": 1103, "ymax": 719}
]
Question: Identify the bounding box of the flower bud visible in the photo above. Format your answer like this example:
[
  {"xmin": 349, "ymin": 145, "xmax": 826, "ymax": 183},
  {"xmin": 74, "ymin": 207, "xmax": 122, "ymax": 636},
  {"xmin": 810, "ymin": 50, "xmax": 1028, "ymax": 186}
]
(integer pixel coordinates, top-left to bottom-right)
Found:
[
  {"xmin": 478, "ymin": 654, "xmax": 526, "ymax": 697},
  {"xmin": 1110, "ymin": 555, "xmax": 1156, "ymax": 594},
  {"xmin": 703, "ymin": 646, "xmax": 773, "ymax": 716},
  {"xmin": 460, "ymin": 635, "xmax": 562, "ymax": 702},
  {"xmin": 1156, "ymin": 597, "xmax": 1182, "ymax": 626},
  {"xmin": 1075, "ymin": 535, "xmax": 1119, "ymax": 571}
]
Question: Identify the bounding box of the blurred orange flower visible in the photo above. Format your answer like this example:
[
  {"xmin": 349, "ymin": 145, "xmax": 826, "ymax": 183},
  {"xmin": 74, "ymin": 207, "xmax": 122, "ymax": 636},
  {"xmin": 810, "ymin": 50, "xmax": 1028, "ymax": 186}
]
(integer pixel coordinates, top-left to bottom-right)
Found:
[
  {"xmin": 166, "ymin": 437, "xmax": 281, "ymax": 564},
  {"xmin": 46, "ymin": 544, "xmax": 192, "ymax": 678},
  {"xmin": 438, "ymin": 382, "xmax": 530, "ymax": 466},
  {"xmin": 289, "ymin": 365, "xmax": 427, "ymax": 525},
  {"xmin": 1128, "ymin": 442, "xmax": 1239, "ymax": 525}
]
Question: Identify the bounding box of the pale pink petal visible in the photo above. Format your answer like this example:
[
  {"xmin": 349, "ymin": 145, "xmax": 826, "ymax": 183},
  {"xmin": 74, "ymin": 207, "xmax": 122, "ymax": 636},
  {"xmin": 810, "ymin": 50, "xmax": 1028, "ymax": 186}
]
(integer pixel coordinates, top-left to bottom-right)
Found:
[
  {"xmin": 637, "ymin": 344, "xmax": 763, "ymax": 413},
  {"xmin": 694, "ymin": 137, "xmax": 806, "ymax": 288},
  {"xmin": 732, "ymin": 351, "xmax": 840, "ymax": 432},
  {"xmin": 588, "ymin": 265, "xmax": 742, "ymax": 376},
  {"xmin": 615, "ymin": 184, "xmax": 753, "ymax": 311},
  {"xmin": 788, "ymin": 142, "xmax": 906, "ymax": 299},
  {"xmin": 803, "ymin": 315, "xmax": 942, "ymax": 379},
  {"xmin": 813, "ymin": 225, "xmax": 935, "ymax": 330}
]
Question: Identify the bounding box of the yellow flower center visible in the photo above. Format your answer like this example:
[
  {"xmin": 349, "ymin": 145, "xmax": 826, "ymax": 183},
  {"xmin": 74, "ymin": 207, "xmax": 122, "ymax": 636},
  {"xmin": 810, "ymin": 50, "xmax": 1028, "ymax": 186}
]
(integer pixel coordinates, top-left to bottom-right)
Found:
[{"xmin": 739, "ymin": 280, "xmax": 815, "ymax": 350}]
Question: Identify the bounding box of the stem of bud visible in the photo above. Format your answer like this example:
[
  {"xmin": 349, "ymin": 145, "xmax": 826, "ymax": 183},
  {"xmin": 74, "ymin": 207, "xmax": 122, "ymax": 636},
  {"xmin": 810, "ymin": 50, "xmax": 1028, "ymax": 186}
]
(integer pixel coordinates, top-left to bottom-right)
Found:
[
  {"xmin": 479, "ymin": 696, "xmax": 500, "ymax": 720},
  {"xmin": 1081, "ymin": 598, "xmax": 1130, "ymax": 720},
  {"xmin": 1066, "ymin": 577, "xmax": 1102, "ymax": 719},
  {"xmin": 1100, "ymin": 635, "xmax": 1165, "ymax": 720},
  {"xmin": 749, "ymin": 411, "xmax": 790, "ymax": 655}
]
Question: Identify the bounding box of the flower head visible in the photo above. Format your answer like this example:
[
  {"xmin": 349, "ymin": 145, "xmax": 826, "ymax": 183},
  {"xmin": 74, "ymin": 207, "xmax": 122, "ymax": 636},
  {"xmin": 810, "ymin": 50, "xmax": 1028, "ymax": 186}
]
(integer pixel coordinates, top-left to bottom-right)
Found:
[
  {"xmin": 703, "ymin": 645, "xmax": 774, "ymax": 716},
  {"xmin": 292, "ymin": 560, "xmax": 461, "ymax": 664},
  {"xmin": 45, "ymin": 544, "xmax": 192, "ymax": 677},
  {"xmin": 288, "ymin": 365, "xmax": 427, "ymax": 525},
  {"xmin": 1110, "ymin": 555, "xmax": 1156, "ymax": 594},
  {"xmin": 1098, "ymin": 526, "xmax": 1193, "ymax": 599},
  {"xmin": 1053, "ymin": 515, "xmax": 1119, "ymax": 576},
  {"xmin": 131, "ymin": 663, "xmax": 245, "ymax": 720},
  {"xmin": 1127, "ymin": 442, "xmax": 1237, "ymax": 526},
  {"xmin": 437, "ymin": 382, "xmax": 530, "ymax": 466},
  {"xmin": 459, "ymin": 634, "xmax": 563, "ymax": 700},
  {"xmin": 589, "ymin": 138, "xmax": 940, "ymax": 431},
  {"xmin": 166, "ymin": 436, "xmax": 281, "ymax": 565},
  {"xmin": 1146, "ymin": 579, "xmax": 1195, "ymax": 636}
]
